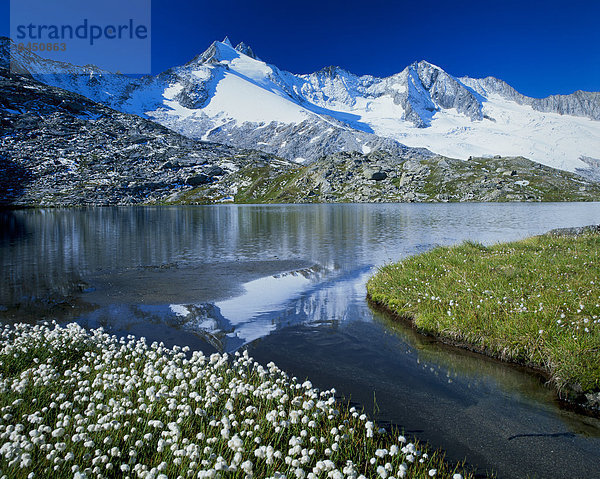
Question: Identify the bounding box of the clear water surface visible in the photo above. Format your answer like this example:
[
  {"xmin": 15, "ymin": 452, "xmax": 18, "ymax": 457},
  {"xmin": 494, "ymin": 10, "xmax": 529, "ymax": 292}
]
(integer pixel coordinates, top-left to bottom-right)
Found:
[{"xmin": 1, "ymin": 203, "xmax": 600, "ymax": 479}]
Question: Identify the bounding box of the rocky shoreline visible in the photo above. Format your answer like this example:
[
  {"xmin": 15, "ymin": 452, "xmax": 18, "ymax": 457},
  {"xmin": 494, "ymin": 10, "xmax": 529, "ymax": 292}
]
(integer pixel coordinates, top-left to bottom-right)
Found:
[{"xmin": 242, "ymin": 151, "xmax": 600, "ymax": 203}]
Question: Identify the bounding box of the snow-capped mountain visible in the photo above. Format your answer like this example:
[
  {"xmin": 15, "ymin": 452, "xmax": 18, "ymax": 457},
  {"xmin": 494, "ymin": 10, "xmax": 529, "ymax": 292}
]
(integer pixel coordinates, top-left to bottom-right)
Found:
[{"xmin": 6, "ymin": 37, "xmax": 600, "ymax": 173}]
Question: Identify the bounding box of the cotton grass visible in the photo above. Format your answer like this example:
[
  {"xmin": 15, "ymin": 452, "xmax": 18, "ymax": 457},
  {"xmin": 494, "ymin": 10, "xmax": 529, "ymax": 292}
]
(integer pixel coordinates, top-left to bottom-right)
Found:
[
  {"xmin": 0, "ymin": 322, "xmax": 472, "ymax": 479},
  {"xmin": 367, "ymin": 233, "xmax": 600, "ymax": 397}
]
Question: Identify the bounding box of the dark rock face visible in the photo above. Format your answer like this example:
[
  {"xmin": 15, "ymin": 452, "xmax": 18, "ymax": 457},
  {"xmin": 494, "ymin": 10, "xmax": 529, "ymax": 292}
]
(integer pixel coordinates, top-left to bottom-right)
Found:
[
  {"xmin": 186, "ymin": 174, "xmax": 213, "ymax": 186},
  {"xmin": 364, "ymin": 169, "xmax": 387, "ymax": 181},
  {"xmin": 204, "ymin": 166, "xmax": 225, "ymax": 176},
  {"xmin": 234, "ymin": 42, "xmax": 258, "ymax": 60},
  {"xmin": 530, "ymin": 90, "xmax": 600, "ymax": 119},
  {"xmin": 0, "ymin": 69, "xmax": 291, "ymax": 206},
  {"xmin": 205, "ymin": 119, "xmax": 433, "ymax": 164},
  {"xmin": 371, "ymin": 171, "xmax": 387, "ymax": 181},
  {"xmin": 172, "ymin": 74, "xmax": 215, "ymax": 110},
  {"xmin": 410, "ymin": 61, "xmax": 483, "ymax": 124}
]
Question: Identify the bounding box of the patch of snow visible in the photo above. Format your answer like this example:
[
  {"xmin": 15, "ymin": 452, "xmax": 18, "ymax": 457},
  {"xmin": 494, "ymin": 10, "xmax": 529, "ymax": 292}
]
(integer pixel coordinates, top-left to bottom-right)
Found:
[
  {"xmin": 201, "ymin": 70, "xmax": 310, "ymax": 124},
  {"xmin": 170, "ymin": 304, "xmax": 190, "ymax": 317},
  {"xmin": 162, "ymin": 82, "xmax": 183, "ymax": 100},
  {"xmin": 219, "ymin": 161, "xmax": 237, "ymax": 171},
  {"xmin": 389, "ymin": 83, "xmax": 407, "ymax": 93},
  {"xmin": 373, "ymin": 98, "xmax": 597, "ymax": 172}
]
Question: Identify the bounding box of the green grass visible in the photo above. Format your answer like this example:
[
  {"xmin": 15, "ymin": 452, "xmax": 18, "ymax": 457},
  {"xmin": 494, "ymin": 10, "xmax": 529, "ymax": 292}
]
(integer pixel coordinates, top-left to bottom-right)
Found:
[
  {"xmin": 367, "ymin": 233, "xmax": 600, "ymax": 398},
  {"xmin": 233, "ymin": 166, "xmax": 307, "ymax": 203}
]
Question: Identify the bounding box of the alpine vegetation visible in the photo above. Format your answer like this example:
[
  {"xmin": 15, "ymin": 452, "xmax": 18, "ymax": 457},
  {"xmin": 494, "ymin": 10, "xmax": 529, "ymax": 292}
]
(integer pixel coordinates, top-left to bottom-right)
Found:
[
  {"xmin": 0, "ymin": 322, "xmax": 473, "ymax": 479},
  {"xmin": 367, "ymin": 232, "xmax": 600, "ymax": 409}
]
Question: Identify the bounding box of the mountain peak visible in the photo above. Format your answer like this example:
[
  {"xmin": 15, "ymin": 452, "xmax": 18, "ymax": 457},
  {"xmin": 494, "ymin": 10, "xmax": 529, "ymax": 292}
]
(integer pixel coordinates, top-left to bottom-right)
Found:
[
  {"xmin": 408, "ymin": 60, "xmax": 444, "ymax": 73},
  {"xmin": 315, "ymin": 65, "xmax": 350, "ymax": 77},
  {"xmin": 235, "ymin": 42, "xmax": 258, "ymax": 60},
  {"xmin": 196, "ymin": 38, "xmax": 261, "ymax": 63},
  {"xmin": 193, "ymin": 38, "xmax": 239, "ymax": 65}
]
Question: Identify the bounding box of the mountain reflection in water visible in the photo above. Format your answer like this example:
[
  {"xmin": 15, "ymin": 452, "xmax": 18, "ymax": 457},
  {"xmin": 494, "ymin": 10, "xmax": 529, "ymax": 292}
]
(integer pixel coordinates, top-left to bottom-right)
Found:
[{"xmin": 1, "ymin": 204, "xmax": 600, "ymax": 479}]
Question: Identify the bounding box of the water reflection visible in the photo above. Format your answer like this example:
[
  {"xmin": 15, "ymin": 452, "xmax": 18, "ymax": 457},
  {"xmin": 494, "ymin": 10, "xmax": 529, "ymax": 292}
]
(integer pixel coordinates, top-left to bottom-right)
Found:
[
  {"xmin": 371, "ymin": 309, "xmax": 600, "ymax": 437},
  {"xmin": 1, "ymin": 204, "xmax": 600, "ymax": 479},
  {"xmin": 2, "ymin": 203, "xmax": 598, "ymax": 312},
  {"xmin": 0, "ymin": 211, "xmax": 27, "ymax": 245}
]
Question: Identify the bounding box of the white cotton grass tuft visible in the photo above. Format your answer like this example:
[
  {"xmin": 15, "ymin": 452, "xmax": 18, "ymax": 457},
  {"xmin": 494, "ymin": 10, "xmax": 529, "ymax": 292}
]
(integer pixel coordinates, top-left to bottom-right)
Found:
[{"xmin": 0, "ymin": 322, "xmax": 472, "ymax": 478}]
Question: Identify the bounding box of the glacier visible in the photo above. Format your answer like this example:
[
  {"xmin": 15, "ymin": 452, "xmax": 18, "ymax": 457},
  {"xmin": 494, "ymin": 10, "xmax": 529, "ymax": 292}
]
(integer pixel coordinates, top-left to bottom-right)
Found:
[{"xmin": 5, "ymin": 36, "xmax": 600, "ymax": 173}]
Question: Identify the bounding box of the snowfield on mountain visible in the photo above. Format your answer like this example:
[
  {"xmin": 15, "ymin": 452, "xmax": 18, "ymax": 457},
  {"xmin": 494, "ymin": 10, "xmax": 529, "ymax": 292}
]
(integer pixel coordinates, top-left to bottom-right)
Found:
[{"xmin": 5, "ymin": 37, "xmax": 600, "ymax": 174}]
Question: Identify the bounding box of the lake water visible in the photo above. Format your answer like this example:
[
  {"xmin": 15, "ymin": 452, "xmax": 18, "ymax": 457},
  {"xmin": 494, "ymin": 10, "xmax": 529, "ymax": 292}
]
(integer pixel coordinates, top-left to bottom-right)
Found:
[{"xmin": 1, "ymin": 203, "xmax": 600, "ymax": 478}]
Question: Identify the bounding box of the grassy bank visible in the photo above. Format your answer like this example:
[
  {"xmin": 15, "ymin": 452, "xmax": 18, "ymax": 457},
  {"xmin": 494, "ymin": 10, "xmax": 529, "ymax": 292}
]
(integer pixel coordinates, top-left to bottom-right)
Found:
[
  {"xmin": 0, "ymin": 322, "xmax": 474, "ymax": 479},
  {"xmin": 367, "ymin": 232, "xmax": 600, "ymax": 404}
]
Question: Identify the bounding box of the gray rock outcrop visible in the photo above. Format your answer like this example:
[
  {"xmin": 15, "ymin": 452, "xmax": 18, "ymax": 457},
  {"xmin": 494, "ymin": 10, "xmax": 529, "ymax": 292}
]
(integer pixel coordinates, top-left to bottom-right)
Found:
[
  {"xmin": 0, "ymin": 68, "xmax": 292, "ymax": 206},
  {"xmin": 461, "ymin": 76, "xmax": 600, "ymax": 121}
]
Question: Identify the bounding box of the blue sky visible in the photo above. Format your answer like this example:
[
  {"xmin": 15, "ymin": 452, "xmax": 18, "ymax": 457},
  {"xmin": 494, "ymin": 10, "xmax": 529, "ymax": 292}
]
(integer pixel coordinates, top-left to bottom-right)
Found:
[{"xmin": 2, "ymin": 0, "xmax": 599, "ymax": 98}]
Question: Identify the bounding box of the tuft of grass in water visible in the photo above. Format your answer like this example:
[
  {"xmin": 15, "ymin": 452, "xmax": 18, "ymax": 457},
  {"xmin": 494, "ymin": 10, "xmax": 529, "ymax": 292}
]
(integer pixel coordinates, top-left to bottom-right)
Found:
[
  {"xmin": 0, "ymin": 322, "xmax": 477, "ymax": 479},
  {"xmin": 367, "ymin": 233, "xmax": 600, "ymax": 397}
]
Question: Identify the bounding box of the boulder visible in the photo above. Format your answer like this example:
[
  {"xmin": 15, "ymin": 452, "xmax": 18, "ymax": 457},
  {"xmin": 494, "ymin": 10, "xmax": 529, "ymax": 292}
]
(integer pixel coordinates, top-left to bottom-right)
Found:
[
  {"xmin": 186, "ymin": 174, "xmax": 212, "ymax": 186},
  {"xmin": 364, "ymin": 168, "xmax": 387, "ymax": 181},
  {"xmin": 204, "ymin": 165, "xmax": 225, "ymax": 176}
]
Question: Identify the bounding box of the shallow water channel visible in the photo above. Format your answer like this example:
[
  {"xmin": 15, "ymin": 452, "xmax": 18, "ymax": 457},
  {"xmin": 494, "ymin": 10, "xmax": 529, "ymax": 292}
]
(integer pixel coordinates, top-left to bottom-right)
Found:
[{"xmin": 1, "ymin": 203, "xmax": 600, "ymax": 478}]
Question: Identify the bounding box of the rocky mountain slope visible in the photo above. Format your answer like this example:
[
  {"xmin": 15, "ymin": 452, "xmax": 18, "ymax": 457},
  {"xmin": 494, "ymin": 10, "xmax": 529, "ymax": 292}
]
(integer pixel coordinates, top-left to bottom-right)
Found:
[
  {"xmin": 2, "ymin": 38, "xmax": 600, "ymax": 207},
  {"xmin": 0, "ymin": 68, "xmax": 292, "ymax": 206},
  {"xmin": 175, "ymin": 151, "xmax": 600, "ymax": 205},
  {"xmin": 6, "ymin": 37, "xmax": 600, "ymax": 174},
  {"xmin": 461, "ymin": 76, "xmax": 600, "ymax": 120},
  {"xmin": 1, "ymin": 66, "xmax": 598, "ymax": 207}
]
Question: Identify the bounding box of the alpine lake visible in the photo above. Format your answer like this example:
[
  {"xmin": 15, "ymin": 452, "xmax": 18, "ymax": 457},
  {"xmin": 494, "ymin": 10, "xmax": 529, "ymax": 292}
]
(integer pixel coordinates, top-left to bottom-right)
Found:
[{"xmin": 1, "ymin": 202, "xmax": 600, "ymax": 479}]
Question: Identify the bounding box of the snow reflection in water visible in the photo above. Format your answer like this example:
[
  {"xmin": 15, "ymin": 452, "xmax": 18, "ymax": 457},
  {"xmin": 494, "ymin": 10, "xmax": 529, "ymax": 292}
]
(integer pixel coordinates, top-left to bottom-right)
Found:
[
  {"xmin": 2, "ymin": 204, "xmax": 600, "ymax": 479},
  {"xmin": 169, "ymin": 267, "xmax": 320, "ymax": 351}
]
